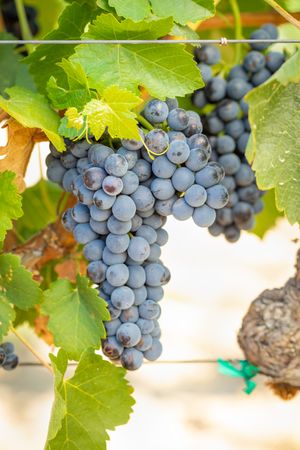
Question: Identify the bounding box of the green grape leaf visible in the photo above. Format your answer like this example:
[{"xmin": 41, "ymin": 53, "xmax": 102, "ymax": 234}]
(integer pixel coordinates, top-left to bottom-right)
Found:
[
  {"xmin": 13, "ymin": 307, "xmax": 37, "ymax": 328},
  {"xmin": 64, "ymin": 85, "xmax": 142, "ymax": 140},
  {"xmin": 0, "ymin": 86, "xmax": 65, "ymax": 151},
  {"xmin": 72, "ymin": 14, "xmax": 203, "ymax": 98},
  {"xmin": 47, "ymin": 76, "xmax": 93, "ymax": 110},
  {"xmin": 0, "ymin": 33, "xmax": 20, "ymax": 95},
  {"xmin": 246, "ymin": 52, "xmax": 300, "ymax": 224},
  {"xmin": 108, "ymin": 0, "xmax": 151, "ymax": 21},
  {"xmin": 24, "ymin": 0, "xmax": 65, "ymax": 38},
  {"xmin": 97, "ymin": 0, "xmax": 115, "ymax": 12},
  {"xmin": 0, "ymin": 254, "xmax": 42, "ymax": 310},
  {"xmin": 171, "ymin": 24, "xmax": 200, "ymax": 40},
  {"xmin": 0, "ymin": 171, "xmax": 23, "ymax": 243},
  {"xmin": 45, "ymin": 349, "xmax": 135, "ymax": 450},
  {"xmin": 0, "ymin": 296, "xmax": 15, "ymax": 342},
  {"xmin": 42, "ymin": 275, "xmax": 110, "ymax": 360},
  {"xmin": 150, "ymin": 0, "xmax": 215, "ymax": 25},
  {"xmin": 251, "ymin": 190, "xmax": 283, "ymax": 239},
  {"xmin": 26, "ymin": 1, "xmax": 98, "ymax": 93},
  {"xmin": 15, "ymin": 180, "xmax": 62, "ymax": 241}
]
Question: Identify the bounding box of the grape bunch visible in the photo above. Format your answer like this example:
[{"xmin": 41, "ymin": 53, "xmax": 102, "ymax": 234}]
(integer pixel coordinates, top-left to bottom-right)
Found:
[
  {"xmin": 46, "ymin": 98, "xmax": 228, "ymax": 369},
  {"xmin": 1, "ymin": 0, "xmax": 39, "ymax": 39},
  {"xmin": 192, "ymin": 23, "xmax": 285, "ymax": 242},
  {"xmin": 0, "ymin": 342, "xmax": 19, "ymax": 371}
]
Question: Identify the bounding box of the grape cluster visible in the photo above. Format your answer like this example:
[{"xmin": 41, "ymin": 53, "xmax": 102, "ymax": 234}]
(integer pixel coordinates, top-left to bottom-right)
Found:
[
  {"xmin": 46, "ymin": 99, "xmax": 228, "ymax": 369},
  {"xmin": 192, "ymin": 24, "xmax": 285, "ymax": 242},
  {"xmin": 0, "ymin": 342, "xmax": 19, "ymax": 371},
  {"xmin": 1, "ymin": 0, "xmax": 39, "ymax": 39}
]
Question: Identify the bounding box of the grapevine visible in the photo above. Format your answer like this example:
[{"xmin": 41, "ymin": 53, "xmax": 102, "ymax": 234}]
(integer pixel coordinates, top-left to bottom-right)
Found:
[{"xmin": 0, "ymin": 0, "xmax": 299, "ymax": 448}]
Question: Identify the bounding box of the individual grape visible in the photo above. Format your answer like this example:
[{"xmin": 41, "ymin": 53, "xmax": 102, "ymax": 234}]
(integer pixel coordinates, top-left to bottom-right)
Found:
[
  {"xmin": 216, "ymin": 207, "xmax": 233, "ymax": 226},
  {"xmin": 238, "ymin": 185, "xmax": 261, "ymax": 204},
  {"xmin": 145, "ymin": 263, "xmax": 170, "ymax": 287},
  {"xmin": 185, "ymin": 184, "xmax": 207, "ymax": 207},
  {"xmin": 62, "ymin": 169, "xmax": 79, "ymax": 192},
  {"xmin": 192, "ymin": 204, "xmax": 216, "ymax": 227},
  {"xmin": 243, "ymin": 51, "xmax": 265, "ymax": 73},
  {"xmin": 195, "ymin": 162, "xmax": 225, "ymax": 187},
  {"xmin": 117, "ymin": 147, "xmax": 139, "ymax": 170},
  {"xmin": 105, "ymin": 318, "xmax": 121, "ymax": 336},
  {"xmin": 265, "ymin": 51, "xmax": 285, "ymax": 72},
  {"xmin": 206, "ymin": 185, "xmax": 229, "ymax": 209},
  {"xmin": 87, "ymin": 261, "xmax": 107, "ymax": 283},
  {"xmin": 172, "ymin": 198, "xmax": 194, "ymax": 221},
  {"xmin": 225, "ymin": 119, "xmax": 244, "ymax": 139},
  {"xmin": 70, "ymin": 140, "xmax": 90, "ymax": 158},
  {"xmin": 185, "ymin": 148, "xmax": 209, "ymax": 172},
  {"xmin": 2, "ymin": 353, "xmax": 19, "ymax": 371},
  {"xmin": 183, "ymin": 111, "xmax": 203, "ymax": 137},
  {"xmin": 205, "ymin": 77, "xmax": 227, "ymax": 102},
  {"xmin": 77, "ymin": 184, "xmax": 94, "ymax": 205},
  {"xmin": 74, "ymin": 223, "xmax": 98, "ymax": 244},
  {"xmin": 208, "ymin": 222, "xmax": 223, "ymax": 237},
  {"xmin": 83, "ymin": 239, "xmax": 105, "ymax": 261},
  {"xmin": 131, "ymin": 186, "xmax": 155, "ymax": 212},
  {"xmin": 192, "ymin": 89, "xmax": 207, "ymax": 109},
  {"xmin": 107, "ymin": 216, "xmax": 131, "ymax": 235},
  {"xmin": 251, "ymin": 68, "xmax": 271, "ymax": 86},
  {"xmin": 116, "ymin": 323, "xmax": 142, "ymax": 347},
  {"xmin": 221, "ymin": 176, "xmax": 236, "ymax": 194},
  {"xmin": 105, "ymin": 154, "xmax": 128, "ymax": 177},
  {"xmin": 239, "ymin": 98, "xmax": 249, "ymax": 114},
  {"xmin": 111, "ymin": 286, "xmax": 135, "ymax": 310},
  {"xmin": 83, "ymin": 167, "xmax": 105, "ymax": 191},
  {"xmin": 151, "ymin": 178, "xmax": 175, "ymax": 201},
  {"xmin": 120, "ymin": 348, "xmax": 143, "ymax": 370},
  {"xmin": 102, "ymin": 337, "xmax": 124, "ymax": 360},
  {"xmin": 250, "ymin": 28, "xmax": 271, "ymax": 51},
  {"xmin": 147, "ymin": 286, "xmax": 164, "ymax": 302},
  {"xmin": 197, "ymin": 63, "xmax": 213, "ymax": 83},
  {"xmin": 261, "ymin": 23, "xmax": 278, "ymax": 39},
  {"xmin": 112, "ymin": 195, "xmax": 136, "ymax": 221},
  {"xmin": 135, "ymin": 334, "xmax": 153, "ymax": 352},
  {"xmin": 61, "ymin": 152, "xmax": 77, "ymax": 169},
  {"xmin": 152, "ymin": 156, "xmax": 176, "ymax": 179},
  {"xmin": 144, "ymin": 99, "xmax": 169, "ymax": 124},
  {"xmin": 121, "ymin": 171, "xmax": 139, "ymax": 195},
  {"xmin": 47, "ymin": 159, "xmax": 66, "ymax": 184},
  {"xmin": 218, "ymin": 154, "xmax": 241, "ymax": 175},
  {"xmin": 155, "ymin": 229, "xmax": 168, "ymax": 247},
  {"xmin": 0, "ymin": 348, "xmax": 6, "ymax": 365},
  {"xmin": 227, "ymin": 191, "xmax": 239, "ymax": 208},
  {"xmin": 151, "ymin": 321, "xmax": 162, "ymax": 338},
  {"xmin": 226, "ymin": 78, "xmax": 251, "ymax": 100},
  {"xmin": 88, "ymin": 144, "xmax": 114, "ymax": 167},
  {"xmin": 145, "ymin": 129, "xmax": 169, "ymax": 154},
  {"xmin": 167, "ymin": 140, "xmax": 190, "ymax": 164},
  {"xmin": 0, "ymin": 342, "xmax": 14, "ymax": 355},
  {"xmin": 105, "ymin": 300, "xmax": 121, "ymax": 320},
  {"xmin": 172, "ymin": 167, "xmax": 195, "ymax": 192},
  {"xmin": 188, "ymin": 133, "xmax": 211, "ymax": 152},
  {"xmin": 102, "ymin": 176, "xmax": 123, "ymax": 196},
  {"xmin": 62, "ymin": 209, "xmax": 77, "ymax": 232},
  {"xmin": 168, "ymin": 131, "xmax": 187, "ymax": 142},
  {"xmin": 233, "ymin": 202, "xmax": 254, "ymax": 228},
  {"xmin": 127, "ymin": 265, "xmax": 146, "ymax": 289},
  {"xmin": 77, "ymin": 157, "xmax": 92, "ymax": 174},
  {"xmin": 228, "ymin": 64, "xmax": 249, "ymax": 81},
  {"xmin": 49, "ymin": 143, "xmax": 61, "ymax": 158},
  {"xmin": 237, "ymin": 133, "xmax": 250, "ymax": 154},
  {"xmin": 216, "ymin": 135, "xmax": 235, "ymax": 154},
  {"xmin": 224, "ymin": 225, "xmax": 241, "ymax": 243},
  {"xmin": 131, "ymin": 214, "xmax": 143, "ymax": 232},
  {"xmin": 166, "ymin": 98, "xmax": 179, "ymax": 111},
  {"xmin": 194, "ymin": 45, "xmax": 220, "ymax": 65},
  {"xmin": 217, "ymin": 99, "xmax": 240, "ymax": 122},
  {"xmin": 128, "ymin": 237, "xmax": 150, "ymax": 262},
  {"xmin": 139, "ymin": 300, "xmax": 161, "ymax": 320},
  {"xmin": 136, "ymin": 318, "xmax": 155, "ymax": 334},
  {"xmin": 106, "ymin": 233, "xmax": 130, "ymax": 254},
  {"xmin": 121, "ymin": 129, "xmax": 145, "ymax": 151},
  {"xmin": 136, "ymin": 225, "xmax": 157, "ymax": 245},
  {"xmin": 102, "ymin": 281, "xmax": 115, "ymax": 296},
  {"xmin": 138, "ymin": 207, "xmax": 156, "ymax": 218},
  {"xmin": 144, "ymin": 339, "xmax": 163, "ymax": 361},
  {"xmin": 167, "ymin": 108, "xmax": 189, "ymax": 131},
  {"xmin": 120, "ymin": 306, "xmax": 139, "ymax": 323},
  {"xmin": 89, "ymin": 206, "xmax": 111, "ymax": 223},
  {"xmin": 71, "ymin": 174, "xmax": 84, "ymax": 195},
  {"xmin": 94, "ymin": 189, "xmax": 116, "ymax": 210},
  {"xmin": 143, "ymin": 214, "xmax": 166, "ymax": 230},
  {"xmin": 102, "ymin": 247, "xmax": 127, "ymax": 265},
  {"xmin": 204, "ymin": 115, "xmax": 224, "ymax": 135},
  {"xmin": 132, "ymin": 159, "xmax": 152, "ymax": 182},
  {"xmin": 107, "ymin": 264, "xmax": 129, "ymax": 288},
  {"xmin": 253, "ymin": 198, "xmax": 264, "ymax": 213},
  {"xmin": 71, "ymin": 203, "xmax": 89, "ymax": 224},
  {"xmin": 235, "ymin": 164, "xmax": 255, "ymax": 187},
  {"xmin": 90, "ymin": 218, "xmax": 109, "ymax": 235},
  {"xmin": 147, "ymin": 243, "xmax": 161, "ymax": 262},
  {"xmin": 133, "ymin": 286, "xmax": 148, "ymax": 306}
]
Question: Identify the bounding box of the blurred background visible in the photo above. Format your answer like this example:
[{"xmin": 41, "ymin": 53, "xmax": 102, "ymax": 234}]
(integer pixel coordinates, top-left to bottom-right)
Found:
[{"xmin": 0, "ymin": 141, "xmax": 299, "ymax": 450}]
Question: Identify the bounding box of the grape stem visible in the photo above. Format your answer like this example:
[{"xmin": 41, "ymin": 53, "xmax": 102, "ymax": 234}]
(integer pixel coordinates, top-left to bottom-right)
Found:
[
  {"xmin": 229, "ymin": 0, "xmax": 243, "ymax": 66},
  {"xmin": 136, "ymin": 113, "xmax": 154, "ymax": 131},
  {"xmin": 11, "ymin": 327, "xmax": 53, "ymax": 374},
  {"xmin": 264, "ymin": 0, "xmax": 300, "ymax": 31},
  {"xmin": 14, "ymin": 0, "xmax": 34, "ymax": 53}
]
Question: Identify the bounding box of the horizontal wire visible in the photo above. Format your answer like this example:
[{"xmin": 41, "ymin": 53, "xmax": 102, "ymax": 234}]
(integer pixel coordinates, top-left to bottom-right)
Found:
[{"xmin": 0, "ymin": 38, "xmax": 299, "ymax": 45}]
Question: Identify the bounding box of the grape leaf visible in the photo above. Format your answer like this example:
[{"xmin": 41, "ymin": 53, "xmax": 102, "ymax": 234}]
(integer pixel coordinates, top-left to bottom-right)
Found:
[
  {"xmin": 72, "ymin": 14, "xmax": 203, "ymax": 98},
  {"xmin": 45, "ymin": 349, "xmax": 135, "ymax": 450},
  {"xmin": 15, "ymin": 180, "xmax": 62, "ymax": 241},
  {"xmin": 246, "ymin": 52, "xmax": 300, "ymax": 224},
  {"xmin": 251, "ymin": 190, "xmax": 283, "ymax": 238},
  {"xmin": 0, "ymin": 33, "xmax": 20, "ymax": 95},
  {"xmin": 59, "ymin": 116, "xmax": 86, "ymax": 139},
  {"xmin": 150, "ymin": 0, "xmax": 215, "ymax": 25},
  {"xmin": 64, "ymin": 85, "xmax": 142, "ymax": 140},
  {"xmin": 24, "ymin": 0, "xmax": 65, "ymax": 38},
  {"xmin": 0, "ymin": 296, "xmax": 15, "ymax": 342},
  {"xmin": 97, "ymin": 0, "xmax": 115, "ymax": 12},
  {"xmin": 0, "ymin": 254, "xmax": 42, "ymax": 310},
  {"xmin": 0, "ymin": 171, "xmax": 23, "ymax": 242},
  {"xmin": 42, "ymin": 275, "xmax": 110, "ymax": 360},
  {"xmin": 0, "ymin": 86, "xmax": 65, "ymax": 151},
  {"xmin": 171, "ymin": 24, "xmax": 200, "ymax": 40},
  {"xmin": 108, "ymin": 0, "xmax": 151, "ymax": 21},
  {"xmin": 26, "ymin": 1, "xmax": 98, "ymax": 93}
]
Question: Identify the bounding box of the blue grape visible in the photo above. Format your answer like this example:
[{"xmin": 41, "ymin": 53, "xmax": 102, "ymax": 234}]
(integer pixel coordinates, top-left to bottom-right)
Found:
[
  {"xmin": 135, "ymin": 334, "xmax": 153, "ymax": 352},
  {"xmin": 205, "ymin": 77, "xmax": 227, "ymax": 102},
  {"xmin": 226, "ymin": 78, "xmax": 251, "ymax": 100},
  {"xmin": 90, "ymin": 205, "xmax": 111, "ymax": 222},
  {"xmin": 250, "ymin": 29, "xmax": 271, "ymax": 51},
  {"xmin": 188, "ymin": 133, "xmax": 211, "ymax": 153},
  {"xmin": 185, "ymin": 184, "xmax": 207, "ymax": 207},
  {"xmin": 143, "ymin": 214, "xmax": 165, "ymax": 230},
  {"xmin": 77, "ymin": 157, "xmax": 92, "ymax": 174},
  {"xmin": 49, "ymin": 143, "xmax": 61, "ymax": 158},
  {"xmin": 133, "ymin": 286, "xmax": 148, "ymax": 306},
  {"xmin": 152, "ymin": 156, "xmax": 176, "ymax": 179},
  {"xmin": 253, "ymin": 198, "xmax": 264, "ymax": 213},
  {"xmin": 87, "ymin": 260, "xmax": 107, "ymax": 283},
  {"xmin": 105, "ymin": 154, "xmax": 128, "ymax": 177},
  {"xmin": 139, "ymin": 300, "xmax": 161, "ymax": 320},
  {"xmin": 117, "ymin": 147, "xmax": 139, "ymax": 169},
  {"xmin": 112, "ymin": 195, "xmax": 136, "ymax": 221},
  {"xmin": 106, "ymin": 233, "xmax": 130, "ymax": 254},
  {"xmin": 131, "ymin": 214, "xmax": 143, "ymax": 232},
  {"xmin": 127, "ymin": 265, "xmax": 146, "ymax": 289},
  {"xmin": 47, "ymin": 159, "xmax": 66, "ymax": 184},
  {"xmin": 147, "ymin": 243, "xmax": 161, "ymax": 262},
  {"xmin": 221, "ymin": 176, "xmax": 236, "ymax": 194},
  {"xmin": 151, "ymin": 321, "xmax": 161, "ymax": 338},
  {"xmin": 144, "ymin": 339, "xmax": 163, "ymax": 361},
  {"xmin": 192, "ymin": 89, "xmax": 207, "ymax": 109},
  {"xmin": 105, "ymin": 318, "xmax": 121, "ymax": 336},
  {"xmin": 61, "ymin": 152, "xmax": 77, "ymax": 169},
  {"xmin": 261, "ymin": 23, "xmax": 278, "ymax": 39},
  {"xmin": 167, "ymin": 108, "xmax": 189, "ymax": 131},
  {"xmin": 62, "ymin": 168, "xmax": 78, "ymax": 192},
  {"xmin": 228, "ymin": 64, "xmax": 249, "ymax": 81},
  {"xmin": 216, "ymin": 207, "xmax": 233, "ymax": 226},
  {"xmin": 132, "ymin": 159, "xmax": 152, "ymax": 182},
  {"xmin": 107, "ymin": 263, "xmax": 129, "ymax": 287},
  {"xmin": 172, "ymin": 167, "xmax": 195, "ymax": 192},
  {"xmin": 116, "ymin": 323, "xmax": 142, "ymax": 347},
  {"xmin": 172, "ymin": 198, "xmax": 193, "ymax": 220},
  {"xmin": 238, "ymin": 185, "xmax": 261, "ymax": 204},
  {"xmin": 225, "ymin": 119, "xmax": 244, "ymax": 139},
  {"xmin": 208, "ymin": 222, "xmax": 224, "ymax": 237},
  {"xmin": 120, "ymin": 306, "xmax": 139, "ymax": 323},
  {"xmin": 136, "ymin": 225, "xmax": 157, "ymax": 245},
  {"xmin": 167, "ymin": 140, "xmax": 190, "ymax": 164},
  {"xmin": 239, "ymin": 98, "xmax": 249, "ymax": 114},
  {"xmin": 102, "ymin": 247, "xmax": 127, "ymax": 265},
  {"xmin": 243, "ymin": 51, "xmax": 265, "ymax": 73},
  {"xmin": 216, "ymin": 135, "xmax": 235, "ymax": 154},
  {"xmin": 227, "ymin": 191, "xmax": 239, "ymax": 208},
  {"xmin": 265, "ymin": 51, "xmax": 284, "ymax": 72},
  {"xmin": 136, "ymin": 318, "xmax": 155, "ymax": 334},
  {"xmin": 197, "ymin": 63, "xmax": 213, "ymax": 83},
  {"xmin": 102, "ymin": 281, "xmax": 115, "ymax": 296},
  {"xmin": 102, "ymin": 176, "xmax": 123, "ymax": 196},
  {"xmin": 102, "ymin": 337, "xmax": 124, "ymax": 360},
  {"xmin": 2, "ymin": 353, "xmax": 19, "ymax": 371},
  {"xmin": 194, "ymin": 45, "xmax": 220, "ymax": 65},
  {"xmin": 121, "ymin": 129, "xmax": 144, "ymax": 151},
  {"xmin": 151, "ymin": 178, "xmax": 175, "ymax": 201},
  {"xmin": 111, "ymin": 286, "xmax": 135, "ymax": 309},
  {"xmin": 121, "ymin": 171, "xmax": 139, "ymax": 195},
  {"xmin": 88, "ymin": 144, "xmax": 113, "ymax": 167},
  {"xmin": 90, "ymin": 218, "xmax": 109, "ymax": 235},
  {"xmin": 192, "ymin": 204, "xmax": 216, "ymax": 227},
  {"xmin": 224, "ymin": 225, "xmax": 241, "ymax": 243},
  {"xmin": 144, "ymin": 99, "xmax": 169, "ymax": 124},
  {"xmin": 105, "ymin": 299, "xmax": 121, "ymax": 320},
  {"xmin": 70, "ymin": 140, "xmax": 90, "ymax": 158},
  {"xmin": 168, "ymin": 131, "xmax": 187, "ymax": 142},
  {"xmin": 155, "ymin": 228, "xmax": 168, "ymax": 246},
  {"xmin": 93, "ymin": 189, "xmax": 116, "ymax": 210},
  {"xmin": 71, "ymin": 203, "xmax": 90, "ymax": 223},
  {"xmin": 251, "ymin": 68, "xmax": 271, "ymax": 86},
  {"xmin": 107, "ymin": 216, "xmax": 131, "ymax": 235},
  {"xmin": 145, "ymin": 263, "xmax": 170, "ymax": 287},
  {"xmin": 61, "ymin": 209, "xmax": 77, "ymax": 232},
  {"xmin": 235, "ymin": 164, "xmax": 255, "ymax": 187},
  {"xmin": 204, "ymin": 115, "xmax": 224, "ymax": 135},
  {"xmin": 74, "ymin": 223, "xmax": 98, "ymax": 244},
  {"xmin": 195, "ymin": 162, "xmax": 225, "ymax": 187},
  {"xmin": 83, "ymin": 167, "xmax": 106, "ymax": 191},
  {"xmin": 131, "ymin": 186, "xmax": 155, "ymax": 212},
  {"xmin": 237, "ymin": 133, "xmax": 250, "ymax": 154},
  {"xmin": 183, "ymin": 111, "xmax": 203, "ymax": 137},
  {"xmin": 147, "ymin": 286, "xmax": 164, "ymax": 302},
  {"xmin": 145, "ymin": 129, "xmax": 169, "ymax": 154},
  {"xmin": 128, "ymin": 236, "xmax": 150, "ymax": 262},
  {"xmin": 206, "ymin": 185, "xmax": 229, "ymax": 209},
  {"xmin": 77, "ymin": 183, "xmax": 94, "ymax": 205},
  {"xmin": 166, "ymin": 98, "xmax": 178, "ymax": 111},
  {"xmin": 218, "ymin": 153, "xmax": 241, "ymax": 175},
  {"xmin": 83, "ymin": 239, "xmax": 105, "ymax": 261},
  {"xmin": 233, "ymin": 202, "xmax": 254, "ymax": 228},
  {"xmin": 217, "ymin": 99, "xmax": 240, "ymax": 122},
  {"xmin": 121, "ymin": 348, "xmax": 143, "ymax": 370}
]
